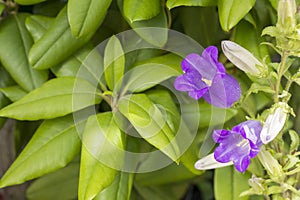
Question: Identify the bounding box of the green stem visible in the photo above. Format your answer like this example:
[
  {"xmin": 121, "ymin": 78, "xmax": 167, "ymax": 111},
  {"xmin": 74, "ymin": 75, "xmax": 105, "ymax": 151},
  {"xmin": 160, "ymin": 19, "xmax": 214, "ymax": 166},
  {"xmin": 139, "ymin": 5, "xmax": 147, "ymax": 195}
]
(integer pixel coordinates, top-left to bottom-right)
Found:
[{"xmin": 275, "ymin": 52, "xmax": 288, "ymax": 102}]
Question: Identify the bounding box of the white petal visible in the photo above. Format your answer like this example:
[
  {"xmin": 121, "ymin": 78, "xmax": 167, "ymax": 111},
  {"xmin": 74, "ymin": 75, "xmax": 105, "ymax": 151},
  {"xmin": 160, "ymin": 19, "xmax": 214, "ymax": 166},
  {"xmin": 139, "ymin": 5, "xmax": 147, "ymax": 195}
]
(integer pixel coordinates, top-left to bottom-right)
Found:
[
  {"xmin": 260, "ymin": 107, "xmax": 287, "ymax": 144},
  {"xmin": 194, "ymin": 153, "xmax": 233, "ymax": 170},
  {"xmin": 221, "ymin": 40, "xmax": 263, "ymax": 75}
]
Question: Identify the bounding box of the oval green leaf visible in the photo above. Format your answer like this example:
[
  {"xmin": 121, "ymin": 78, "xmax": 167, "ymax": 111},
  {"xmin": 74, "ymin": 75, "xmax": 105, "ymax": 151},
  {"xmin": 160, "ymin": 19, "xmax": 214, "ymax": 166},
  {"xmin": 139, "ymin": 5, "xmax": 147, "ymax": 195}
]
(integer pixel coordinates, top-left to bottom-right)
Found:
[
  {"xmin": 0, "ymin": 14, "xmax": 48, "ymax": 92},
  {"xmin": 214, "ymin": 166, "xmax": 251, "ymax": 200},
  {"xmin": 0, "ymin": 77, "xmax": 101, "ymax": 120},
  {"xmin": 68, "ymin": 0, "xmax": 112, "ymax": 37},
  {"xmin": 0, "ymin": 86, "xmax": 27, "ymax": 102},
  {"xmin": 95, "ymin": 172, "xmax": 134, "ymax": 200},
  {"xmin": 79, "ymin": 112, "xmax": 125, "ymax": 200},
  {"xmin": 28, "ymin": 7, "xmax": 93, "ymax": 70},
  {"xmin": 166, "ymin": 0, "xmax": 217, "ymax": 9},
  {"xmin": 218, "ymin": 0, "xmax": 256, "ymax": 32},
  {"xmin": 15, "ymin": 0, "xmax": 46, "ymax": 5},
  {"xmin": 26, "ymin": 162, "xmax": 79, "ymax": 200},
  {"xmin": 0, "ymin": 114, "xmax": 86, "ymax": 187},
  {"xmin": 118, "ymin": 94, "xmax": 180, "ymax": 162},
  {"xmin": 121, "ymin": 63, "xmax": 180, "ymax": 93},
  {"xmin": 25, "ymin": 15, "xmax": 54, "ymax": 42},
  {"xmin": 124, "ymin": 0, "xmax": 160, "ymax": 22}
]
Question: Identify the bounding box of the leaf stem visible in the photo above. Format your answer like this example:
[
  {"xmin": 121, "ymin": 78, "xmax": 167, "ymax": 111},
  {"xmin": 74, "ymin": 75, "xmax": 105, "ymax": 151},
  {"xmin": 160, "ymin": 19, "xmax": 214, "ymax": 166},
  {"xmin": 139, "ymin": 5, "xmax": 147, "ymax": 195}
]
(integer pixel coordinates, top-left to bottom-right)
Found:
[{"xmin": 275, "ymin": 52, "xmax": 288, "ymax": 102}]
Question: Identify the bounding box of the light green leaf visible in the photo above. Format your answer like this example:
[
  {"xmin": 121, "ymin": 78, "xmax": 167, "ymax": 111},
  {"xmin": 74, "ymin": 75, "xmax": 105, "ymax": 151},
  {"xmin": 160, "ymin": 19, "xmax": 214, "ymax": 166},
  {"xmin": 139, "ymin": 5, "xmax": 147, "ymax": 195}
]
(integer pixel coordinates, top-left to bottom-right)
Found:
[
  {"xmin": 118, "ymin": 94, "xmax": 180, "ymax": 162},
  {"xmin": 0, "ymin": 77, "xmax": 101, "ymax": 120},
  {"xmin": 118, "ymin": 0, "xmax": 168, "ymax": 47},
  {"xmin": 68, "ymin": 0, "xmax": 112, "ymax": 37},
  {"xmin": 95, "ymin": 172, "xmax": 134, "ymax": 200},
  {"xmin": 0, "ymin": 14, "xmax": 48, "ymax": 92},
  {"xmin": 25, "ymin": 15, "xmax": 54, "ymax": 42},
  {"xmin": 166, "ymin": 0, "xmax": 217, "ymax": 9},
  {"xmin": 214, "ymin": 166, "xmax": 251, "ymax": 200},
  {"xmin": 269, "ymin": 0, "xmax": 278, "ymax": 10},
  {"xmin": 0, "ymin": 86, "xmax": 27, "ymax": 102},
  {"xmin": 218, "ymin": 0, "xmax": 256, "ymax": 31},
  {"xmin": 261, "ymin": 26, "xmax": 280, "ymax": 37},
  {"xmin": 104, "ymin": 35, "xmax": 125, "ymax": 90},
  {"xmin": 28, "ymin": 7, "xmax": 94, "ymax": 70},
  {"xmin": 0, "ymin": 114, "xmax": 86, "ymax": 187},
  {"xmin": 124, "ymin": 0, "xmax": 160, "ymax": 22},
  {"xmin": 289, "ymin": 130, "xmax": 299, "ymax": 153},
  {"xmin": 79, "ymin": 112, "xmax": 125, "ymax": 200},
  {"xmin": 26, "ymin": 161, "xmax": 79, "ymax": 200},
  {"xmin": 121, "ymin": 63, "xmax": 180, "ymax": 93},
  {"xmin": 15, "ymin": 0, "xmax": 46, "ymax": 5}
]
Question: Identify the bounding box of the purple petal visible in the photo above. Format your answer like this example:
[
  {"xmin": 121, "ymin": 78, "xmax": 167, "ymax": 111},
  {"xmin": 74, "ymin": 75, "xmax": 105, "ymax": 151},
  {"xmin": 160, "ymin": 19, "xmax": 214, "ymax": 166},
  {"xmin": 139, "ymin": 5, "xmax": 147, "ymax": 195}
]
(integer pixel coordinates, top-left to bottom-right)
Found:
[
  {"xmin": 181, "ymin": 53, "xmax": 202, "ymax": 73},
  {"xmin": 202, "ymin": 46, "xmax": 226, "ymax": 76},
  {"xmin": 174, "ymin": 75, "xmax": 199, "ymax": 91},
  {"xmin": 232, "ymin": 120, "xmax": 262, "ymax": 146},
  {"xmin": 188, "ymin": 88, "xmax": 209, "ymax": 99},
  {"xmin": 214, "ymin": 132, "xmax": 249, "ymax": 163},
  {"xmin": 232, "ymin": 155, "xmax": 250, "ymax": 172},
  {"xmin": 203, "ymin": 74, "xmax": 241, "ymax": 108},
  {"xmin": 212, "ymin": 129, "xmax": 231, "ymax": 143}
]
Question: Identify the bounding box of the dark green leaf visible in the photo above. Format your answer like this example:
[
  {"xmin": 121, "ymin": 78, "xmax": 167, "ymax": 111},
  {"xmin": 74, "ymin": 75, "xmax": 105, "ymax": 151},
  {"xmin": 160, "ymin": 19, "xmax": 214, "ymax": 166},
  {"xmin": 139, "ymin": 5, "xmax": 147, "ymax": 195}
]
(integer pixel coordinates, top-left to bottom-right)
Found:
[
  {"xmin": 0, "ymin": 86, "xmax": 27, "ymax": 102},
  {"xmin": 28, "ymin": 7, "xmax": 94, "ymax": 70},
  {"xmin": 0, "ymin": 3, "xmax": 5, "ymax": 14},
  {"xmin": 214, "ymin": 166, "xmax": 251, "ymax": 200},
  {"xmin": 68, "ymin": 0, "xmax": 112, "ymax": 37},
  {"xmin": 218, "ymin": 0, "xmax": 256, "ymax": 31},
  {"xmin": 0, "ymin": 14, "xmax": 48, "ymax": 92},
  {"xmin": 15, "ymin": 0, "xmax": 46, "ymax": 5},
  {"xmin": 135, "ymin": 163, "xmax": 196, "ymax": 185},
  {"xmin": 167, "ymin": 0, "xmax": 217, "ymax": 9},
  {"xmin": 118, "ymin": 94, "xmax": 180, "ymax": 162},
  {"xmin": 124, "ymin": 0, "xmax": 160, "ymax": 22},
  {"xmin": 104, "ymin": 35, "xmax": 125, "ymax": 90},
  {"xmin": 95, "ymin": 172, "xmax": 134, "ymax": 200},
  {"xmin": 79, "ymin": 112, "xmax": 125, "ymax": 200},
  {"xmin": 0, "ymin": 77, "xmax": 101, "ymax": 120},
  {"xmin": 0, "ymin": 114, "xmax": 86, "ymax": 187},
  {"xmin": 26, "ymin": 161, "xmax": 79, "ymax": 200}
]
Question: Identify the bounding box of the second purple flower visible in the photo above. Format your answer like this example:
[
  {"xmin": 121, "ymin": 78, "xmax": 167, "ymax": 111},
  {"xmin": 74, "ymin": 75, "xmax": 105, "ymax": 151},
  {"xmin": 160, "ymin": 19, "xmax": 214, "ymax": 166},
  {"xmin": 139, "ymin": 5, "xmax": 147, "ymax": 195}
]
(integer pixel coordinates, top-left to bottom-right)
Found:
[{"xmin": 174, "ymin": 46, "xmax": 241, "ymax": 108}]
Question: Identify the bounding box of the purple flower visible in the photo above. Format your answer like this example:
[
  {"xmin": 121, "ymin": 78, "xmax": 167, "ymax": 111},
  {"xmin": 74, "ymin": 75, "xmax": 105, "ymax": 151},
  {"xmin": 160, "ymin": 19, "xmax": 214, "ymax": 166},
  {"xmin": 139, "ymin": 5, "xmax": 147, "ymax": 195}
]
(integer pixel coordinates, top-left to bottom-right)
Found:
[
  {"xmin": 213, "ymin": 120, "xmax": 263, "ymax": 172},
  {"xmin": 174, "ymin": 46, "xmax": 241, "ymax": 108}
]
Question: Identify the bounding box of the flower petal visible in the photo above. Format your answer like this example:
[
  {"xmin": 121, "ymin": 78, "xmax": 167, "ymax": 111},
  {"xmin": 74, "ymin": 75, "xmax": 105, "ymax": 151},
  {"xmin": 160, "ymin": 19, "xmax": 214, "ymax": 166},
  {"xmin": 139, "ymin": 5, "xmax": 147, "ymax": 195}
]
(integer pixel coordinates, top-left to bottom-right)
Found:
[
  {"xmin": 202, "ymin": 46, "xmax": 226, "ymax": 76},
  {"xmin": 232, "ymin": 120, "xmax": 262, "ymax": 146},
  {"xmin": 212, "ymin": 129, "xmax": 231, "ymax": 143},
  {"xmin": 194, "ymin": 153, "xmax": 233, "ymax": 170},
  {"xmin": 203, "ymin": 74, "xmax": 241, "ymax": 108},
  {"xmin": 232, "ymin": 155, "xmax": 250, "ymax": 172}
]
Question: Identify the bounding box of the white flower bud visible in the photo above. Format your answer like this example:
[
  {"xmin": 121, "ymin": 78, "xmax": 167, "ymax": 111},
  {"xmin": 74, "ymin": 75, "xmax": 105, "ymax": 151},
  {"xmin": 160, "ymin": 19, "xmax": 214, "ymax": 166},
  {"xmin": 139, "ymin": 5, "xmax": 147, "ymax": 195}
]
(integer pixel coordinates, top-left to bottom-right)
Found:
[
  {"xmin": 277, "ymin": 0, "xmax": 297, "ymax": 34},
  {"xmin": 257, "ymin": 147, "xmax": 284, "ymax": 181},
  {"xmin": 260, "ymin": 104, "xmax": 288, "ymax": 144},
  {"xmin": 194, "ymin": 153, "xmax": 233, "ymax": 170},
  {"xmin": 221, "ymin": 40, "xmax": 263, "ymax": 76}
]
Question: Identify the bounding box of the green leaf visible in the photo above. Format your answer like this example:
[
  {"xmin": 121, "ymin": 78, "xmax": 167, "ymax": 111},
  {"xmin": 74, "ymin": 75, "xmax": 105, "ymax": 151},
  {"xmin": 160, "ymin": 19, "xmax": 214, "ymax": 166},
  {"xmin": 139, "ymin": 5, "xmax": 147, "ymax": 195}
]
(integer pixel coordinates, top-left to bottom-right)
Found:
[
  {"xmin": 15, "ymin": 0, "xmax": 46, "ymax": 5},
  {"xmin": 118, "ymin": 94, "xmax": 180, "ymax": 162},
  {"xmin": 0, "ymin": 77, "xmax": 101, "ymax": 120},
  {"xmin": 218, "ymin": 0, "xmax": 256, "ymax": 31},
  {"xmin": 179, "ymin": 6, "xmax": 219, "ymax": 47},
  {"xmin": 26, "ymin": 161, "xmax": 79, "ymax": 200},
  {"xmin": 68, "ymin": 0, "xmax": 112, "ymax": 37},
  {"xmin": 289, "ymin": 130, "xmax": 299, "ymax": 153},
  {"xmin": 214, "ymin": 166, "xmax": 251, "ymax": 200},
  {"xmin": 135, "ymin": 163, "xmax": 196, "ymax": 185},
  {"xmin": 118, "ymin": 0, "xmax": 168, "ymax": 47},
  {"xmin": 95, "ymin": 172, "xmax": 134, "ymax": 200},
  {"xmin": 261, "ymin": 26, "xmax": 280, "ymax": 37},
  {"xmin": 79, "ymin": 112, "xmax": 125, "ymax": 200},
  {"xmin": 0, "ymin": 3, "xmax": 5, "ymax": 14},
  {"xmin": 0, "ymin": 86, "xmax": 27, "ymax": 102},
  {"xmin": 166, "ymin": 0, "xmax": 217, "ymax": 9},
  {"xmin": 0, "ymin": 113, "xmax": 86, "ymax": 187},
  {"xmin": 28, "ymin": 7, "xmax": 94, "ymax": 70},
  {"xmin": 121, "ymin": 63, "xmax": 180, "ymax": 93},
  {"xmin": 0, "ymin": 14, "xmax": 48, "ymax": 92},
  {"xmin": 104, "ymin": 35, "xmax": 125, "ymax": 90},
  {"xmin": 124, "ymin": 0, "xmax": 160, "ymax": 22},
  {"xmin": 25, "ymin": 15, "xmax": 54, "ymax": 42}
]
